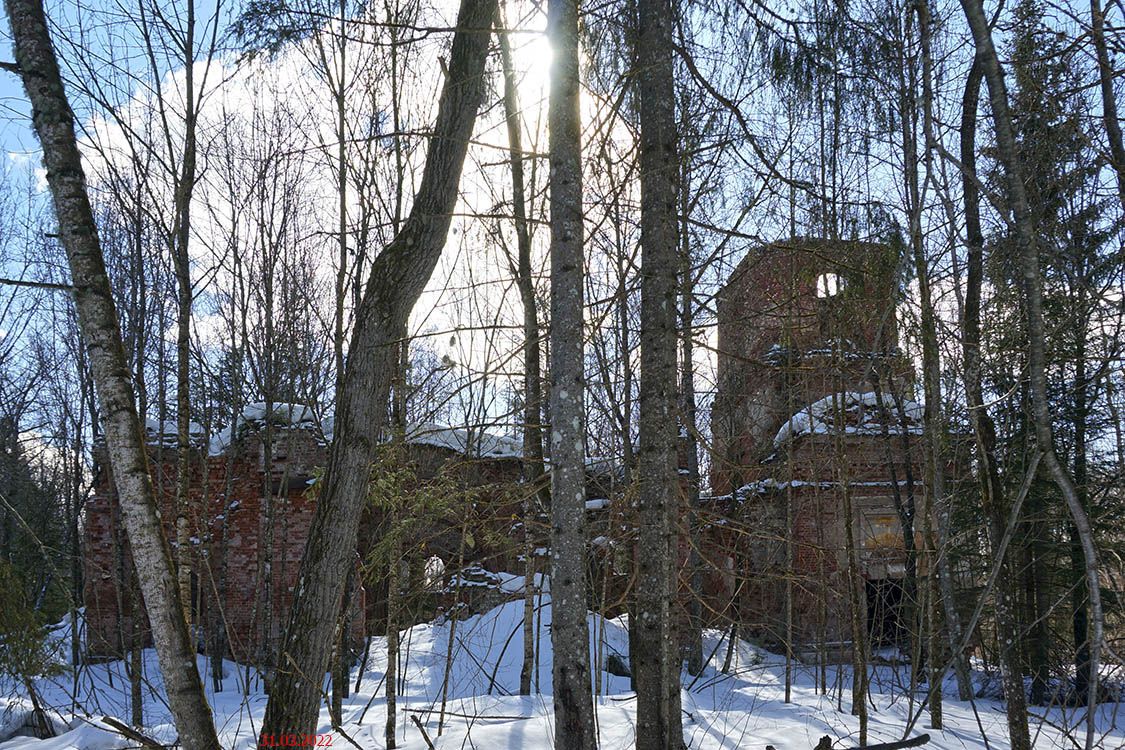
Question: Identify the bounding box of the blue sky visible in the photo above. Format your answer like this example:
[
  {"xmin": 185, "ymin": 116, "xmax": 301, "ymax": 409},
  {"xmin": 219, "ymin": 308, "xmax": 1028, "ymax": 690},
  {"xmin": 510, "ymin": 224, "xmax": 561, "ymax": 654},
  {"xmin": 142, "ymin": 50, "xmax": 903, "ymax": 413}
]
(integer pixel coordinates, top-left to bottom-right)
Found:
[{"xmin": 0, "ymin": 33, "xmax": 36, "ymax": 161}]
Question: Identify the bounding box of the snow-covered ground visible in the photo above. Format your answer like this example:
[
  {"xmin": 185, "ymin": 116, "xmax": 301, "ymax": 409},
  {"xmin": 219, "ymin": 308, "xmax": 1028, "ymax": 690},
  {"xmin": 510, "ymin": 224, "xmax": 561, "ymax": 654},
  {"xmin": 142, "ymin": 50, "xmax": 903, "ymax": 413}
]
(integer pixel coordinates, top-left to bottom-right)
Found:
[{"xmin": 2, "ymin": 600, "xmax": 1122, "ymax": 748}]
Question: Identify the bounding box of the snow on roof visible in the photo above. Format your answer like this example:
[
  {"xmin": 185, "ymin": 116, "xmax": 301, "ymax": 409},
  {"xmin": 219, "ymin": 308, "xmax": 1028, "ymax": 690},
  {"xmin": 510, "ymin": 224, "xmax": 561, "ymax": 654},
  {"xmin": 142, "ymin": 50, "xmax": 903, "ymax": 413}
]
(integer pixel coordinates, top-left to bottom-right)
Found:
[
  {"xmin": 403, "ymin": 422, "xmax": 523, "ymax": 459},
  {"xmin": 204, "ymin": 400, "xmax": 525, "ymax": 460},
  {"xmin": 701, "ymin": 477, "xmax": 920, "ymax": 504},
  {"xmin": 208, "ymin": 402, "xmax": 323, "ymax": 455},
  {"xmin": 241, "ymin": 402, "xmax": 319, "ymax": 426},
  {"xmin": 773, "ymin": 391, "xmax": 923, "ymax": 448},
  {"xmin": 195, "ymin": 403, "xmax": 631, "ymax": 467},
  {"xmin": 583, "ymin": 455, "xmax": 619, "ymax": 473},
  {"xmin": 143, "ymin": 418, "xmax": 206, "ymax": 448},
  {"xmin": 763, "ymin": 342, "xmax": 901, "ymax": 365}
]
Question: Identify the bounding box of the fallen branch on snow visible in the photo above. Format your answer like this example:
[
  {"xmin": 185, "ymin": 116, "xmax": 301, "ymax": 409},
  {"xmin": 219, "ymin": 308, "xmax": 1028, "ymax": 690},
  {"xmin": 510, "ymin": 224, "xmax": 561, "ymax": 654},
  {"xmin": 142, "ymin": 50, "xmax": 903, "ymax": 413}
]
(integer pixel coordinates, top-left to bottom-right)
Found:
[
  {"xmin": 100, "ymin": 716, "xmax": 168, "ymax": 749},
  {"xmin": 410, "ymin": 713, "xmax": 436, "ymax": 750},
  {"xmin": 799, "ymin": 733, "xmax": 931, "ymax": 750}
]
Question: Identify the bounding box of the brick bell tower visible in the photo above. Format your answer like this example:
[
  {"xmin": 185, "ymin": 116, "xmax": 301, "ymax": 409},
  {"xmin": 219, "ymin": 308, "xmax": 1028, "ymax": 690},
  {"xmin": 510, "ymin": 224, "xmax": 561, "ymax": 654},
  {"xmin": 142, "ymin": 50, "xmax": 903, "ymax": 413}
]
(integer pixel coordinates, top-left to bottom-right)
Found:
[
  {"xmin": 710, "ymin": 238, "xmax": 912, "ymax": 496},
  {"xmin": 707, "ymin": 238, "xmax": 929, "ymax": 651}
]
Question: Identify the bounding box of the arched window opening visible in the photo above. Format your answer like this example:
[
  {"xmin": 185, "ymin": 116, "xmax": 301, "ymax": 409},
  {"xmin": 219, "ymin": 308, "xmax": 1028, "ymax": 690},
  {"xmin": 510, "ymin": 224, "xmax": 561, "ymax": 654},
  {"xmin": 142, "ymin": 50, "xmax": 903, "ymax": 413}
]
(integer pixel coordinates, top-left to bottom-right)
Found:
[
  {"xmin": 423, "ymin": 555, "xmax": 446, "ymax": 591},
  {"xmin": 816, "ymin": 272, "xmax": 841, "ymax": 298}
]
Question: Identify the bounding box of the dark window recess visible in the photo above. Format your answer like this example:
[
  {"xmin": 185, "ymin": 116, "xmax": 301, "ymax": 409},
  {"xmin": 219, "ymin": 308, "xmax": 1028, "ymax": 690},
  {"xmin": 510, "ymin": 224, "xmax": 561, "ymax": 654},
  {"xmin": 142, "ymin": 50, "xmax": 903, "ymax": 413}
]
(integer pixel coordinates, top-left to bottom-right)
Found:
[{"xmin": 866, "ymin": 577, "xmax": 906, "ymax": 649}]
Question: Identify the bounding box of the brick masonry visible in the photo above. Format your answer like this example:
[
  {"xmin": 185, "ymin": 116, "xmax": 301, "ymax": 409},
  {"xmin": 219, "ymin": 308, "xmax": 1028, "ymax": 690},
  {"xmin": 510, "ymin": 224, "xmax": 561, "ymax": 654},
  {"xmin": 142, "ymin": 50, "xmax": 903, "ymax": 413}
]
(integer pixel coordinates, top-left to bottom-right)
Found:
[
  {"xmin": 706, "ymin": 238, "xmax": 940, "ymax": 651},
  {"xmin": 86, "ymin": 238, "xmax": 945, "ymax": 663},
  {"xmin": 83, "ymin": 423, "xmax": 531, "ymax": 662}
]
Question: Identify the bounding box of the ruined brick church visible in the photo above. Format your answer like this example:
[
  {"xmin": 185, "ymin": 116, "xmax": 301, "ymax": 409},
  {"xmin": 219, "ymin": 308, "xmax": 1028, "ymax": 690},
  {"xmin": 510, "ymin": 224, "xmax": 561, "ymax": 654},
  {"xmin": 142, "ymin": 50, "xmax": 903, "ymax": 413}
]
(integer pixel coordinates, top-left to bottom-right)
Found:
[
  {"xmin": 706, "ymin": 238, "xmax": 934, "ymax": 653},
  {"xmin": 84, "ymin": 237, "xmax": 936, "ymax": 663}
]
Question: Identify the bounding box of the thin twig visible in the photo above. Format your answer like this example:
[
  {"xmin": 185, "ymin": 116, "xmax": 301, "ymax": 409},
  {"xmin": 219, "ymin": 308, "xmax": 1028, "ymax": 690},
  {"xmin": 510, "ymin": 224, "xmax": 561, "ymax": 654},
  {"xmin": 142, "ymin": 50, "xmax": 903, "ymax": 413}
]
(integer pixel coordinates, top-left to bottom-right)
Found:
[{"xmin": 0, "ymin": 276, "xmax": 72, "ymax": 291}]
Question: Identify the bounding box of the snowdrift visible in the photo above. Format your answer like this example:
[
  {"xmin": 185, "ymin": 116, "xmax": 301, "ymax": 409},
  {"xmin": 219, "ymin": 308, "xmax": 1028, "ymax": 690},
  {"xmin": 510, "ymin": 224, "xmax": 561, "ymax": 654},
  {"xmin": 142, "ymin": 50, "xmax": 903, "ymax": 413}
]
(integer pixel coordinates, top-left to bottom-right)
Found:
[{"xmin": 1, "ymin": 599, "xmax": 1121, "ymax": 749}]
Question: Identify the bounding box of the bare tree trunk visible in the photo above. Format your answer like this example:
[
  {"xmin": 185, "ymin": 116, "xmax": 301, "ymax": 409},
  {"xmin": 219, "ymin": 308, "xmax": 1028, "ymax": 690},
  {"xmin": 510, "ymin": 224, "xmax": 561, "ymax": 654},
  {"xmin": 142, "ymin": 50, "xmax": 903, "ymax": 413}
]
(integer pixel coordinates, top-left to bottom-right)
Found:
[
  {"xmin": 832, "ymin": 388, "xmax": 867, "ymax": 744},
  {"xmin": 1070, "ymin": 281, "xmax": 1092, "ymax": 703},
  {"xmin": 547, "ymin": 0, "xmax": 597, "ymax": 743},
  {"xmin": 210, "ymin": 378, "xmax": 242, "ymax": 690},
  {"xmin": 438, "ymin": 527, "xmax": 467, "ymax": 737},
  {"xmin": 120, "ymin": 205, "xmax": 147, "ymax": 729},
  {"xmin": 894, "ymin": 24, "xmax": 924, "ymax": 699},
  {"xmin": 332, "ymin": 0, "xmax": 348, "ymax": 392},
  {"xmin": 172, "ymin": 0, "xmax": 200, "ymax": 634},
  {"xmin": 68, "ymin": 386, "xmax": 87, "ymax": 709},
  {"xmin": 130, "ymin": 581, "xmax": 144, "ymax": 726},
  {"xmin": 497, "ymin": 9, "xmax": 547, "ymax": 697},
  {"xmin": 260, "ymin": 0, "xmax": 497, "ymax": 735},
  {"xmin": 1089, "ymin": 0, "xmax": 1125, "ymax": 210},
  {"xmin": 330, "ymin": 565, "xmax": 354, "ymax": 727},
  {"xmin": 958, "ymin": 4, "xmax": 1104, "ymax": 746},
  {"xmin": 914, "ymin": 0, "xmax": 971, "ymax": 708},
  {"xmin": 678, "ymin": 158, "xmax": 703, "ymax": 679},
  {"xmin": 328, "ymin": 0, "xmax": 353, "ymax": 719},
  {"xmin": 924, "ymin": 526, "xmax": 942, "ymax": 729},
  {"xmin": 385, "ymin": 546, "xmax": 401, "ymax": 749},
  {"xmin": 634, "ymin": 0, "xmax": 685, "ymax": 746},
  {"xmin": 1024, "ymin": 494, "xmax": 1050, "ymax": 706},
  {"xmin": 956, "ymin": 51, "xmax": 1031, "ymax": 750},
  {"xmin": 4, "ymin": 1, "xmax": 220, "ymax": 746}
]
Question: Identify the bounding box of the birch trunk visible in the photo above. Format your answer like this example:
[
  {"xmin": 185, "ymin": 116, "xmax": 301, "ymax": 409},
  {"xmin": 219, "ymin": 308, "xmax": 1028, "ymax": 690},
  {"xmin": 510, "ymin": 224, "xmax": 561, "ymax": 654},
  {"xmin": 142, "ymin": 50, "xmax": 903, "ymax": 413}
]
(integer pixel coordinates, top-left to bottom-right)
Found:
[
  {"xmin": 497, "ymin": 10, "xmax": 548, "ymax": 697},
  {"xmin": 4, "ymin": 0, "xmax": 220, "ymax": 746},
  {"xmin": 916, "ymin": 0, "xmax": 973, "ymax": 703},
  {"xmin": 172, "ymin": 0, "xmax": 200, "ymax": 633}
]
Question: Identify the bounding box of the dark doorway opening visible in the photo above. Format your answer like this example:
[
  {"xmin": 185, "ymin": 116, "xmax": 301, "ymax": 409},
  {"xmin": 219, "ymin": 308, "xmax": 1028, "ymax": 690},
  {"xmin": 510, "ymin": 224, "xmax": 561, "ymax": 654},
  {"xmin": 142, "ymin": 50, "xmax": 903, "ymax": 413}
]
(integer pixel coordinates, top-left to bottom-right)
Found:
[{"xmin": 866, "ymin": 578, "xmax": 906, "ymax": 648}]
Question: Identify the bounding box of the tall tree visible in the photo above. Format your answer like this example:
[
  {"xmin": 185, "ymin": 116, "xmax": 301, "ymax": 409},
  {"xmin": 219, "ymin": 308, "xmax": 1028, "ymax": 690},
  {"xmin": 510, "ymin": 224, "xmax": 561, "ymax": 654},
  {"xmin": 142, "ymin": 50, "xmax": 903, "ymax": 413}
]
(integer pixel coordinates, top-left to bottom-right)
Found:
[
  {"xmin": 259, "ymin": 0, "xmax": 498, "ymax": 735},
  {"xmin": 169, "ymin": 0, "xmax": 213, "ymax": 630},
  {"xmin": 547, "ymin": 0, "xmax": 597, "ymax": 743},
  {"xmin": 1088, "ymin": 0, "xmax": 1125, "ymax": 211},
  {"xmin": 958, "ymin": 1, "xmax": 1105, "ymax": 747},
  {"xmin": 634, "ymin": 0, "xmax": 685, "ymax": 746},
  {"xmin": 496, "ymin": 6, "xmax": 548, "ymax": 697},
  {"xmin": 957, "ymin": 52, "xmax": 1032, "ymax": 750},
  {"xmin": 913, "ymin": 0, "xmax": 972, "ymax": 708},
  {"xmin": 4, "ymin": 0, "xmax": 221, "ymax": 747},
  {"xmin": 1002, "ymin": 1, "xmax": 1111, "ymax": 705}
]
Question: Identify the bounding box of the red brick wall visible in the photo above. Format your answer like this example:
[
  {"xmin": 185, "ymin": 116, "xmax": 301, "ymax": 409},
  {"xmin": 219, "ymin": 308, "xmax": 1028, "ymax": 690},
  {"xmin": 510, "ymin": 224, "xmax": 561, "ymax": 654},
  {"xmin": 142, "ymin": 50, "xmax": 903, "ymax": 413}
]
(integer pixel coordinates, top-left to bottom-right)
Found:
[
  {"xmin": 84, "ymin": 428, "xmax": 366, "ymax": 662},
  {"xmin": 703, "ymin": 239, "xmax": 935, "ymax": 648},
  {"xmin": 694, "ymin": 431, "xmax": 929, "ymax": 648},
  {"xmin": 710, "ymin": 239, "xmax": 907, "ymax": 495},
  {"xmin": 84, "ymin": 429, "xmax": 539, "ymax": 661}
]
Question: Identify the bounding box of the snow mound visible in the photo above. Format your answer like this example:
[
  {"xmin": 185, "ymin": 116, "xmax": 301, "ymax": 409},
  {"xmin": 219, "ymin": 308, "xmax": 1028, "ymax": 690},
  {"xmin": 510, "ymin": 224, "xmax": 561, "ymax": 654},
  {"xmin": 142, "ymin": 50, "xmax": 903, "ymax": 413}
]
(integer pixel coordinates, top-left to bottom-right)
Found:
[
  {"xmin": 0, "ymin": 703, "xmax": 72, "ymax": 745},
  {"xmin": 0, "ymin": 719, "xmax": 129, "ymax": 750},
  {"xmin": 5, "ymin": 598, "xmax": 1122, "ymax": 749}
]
